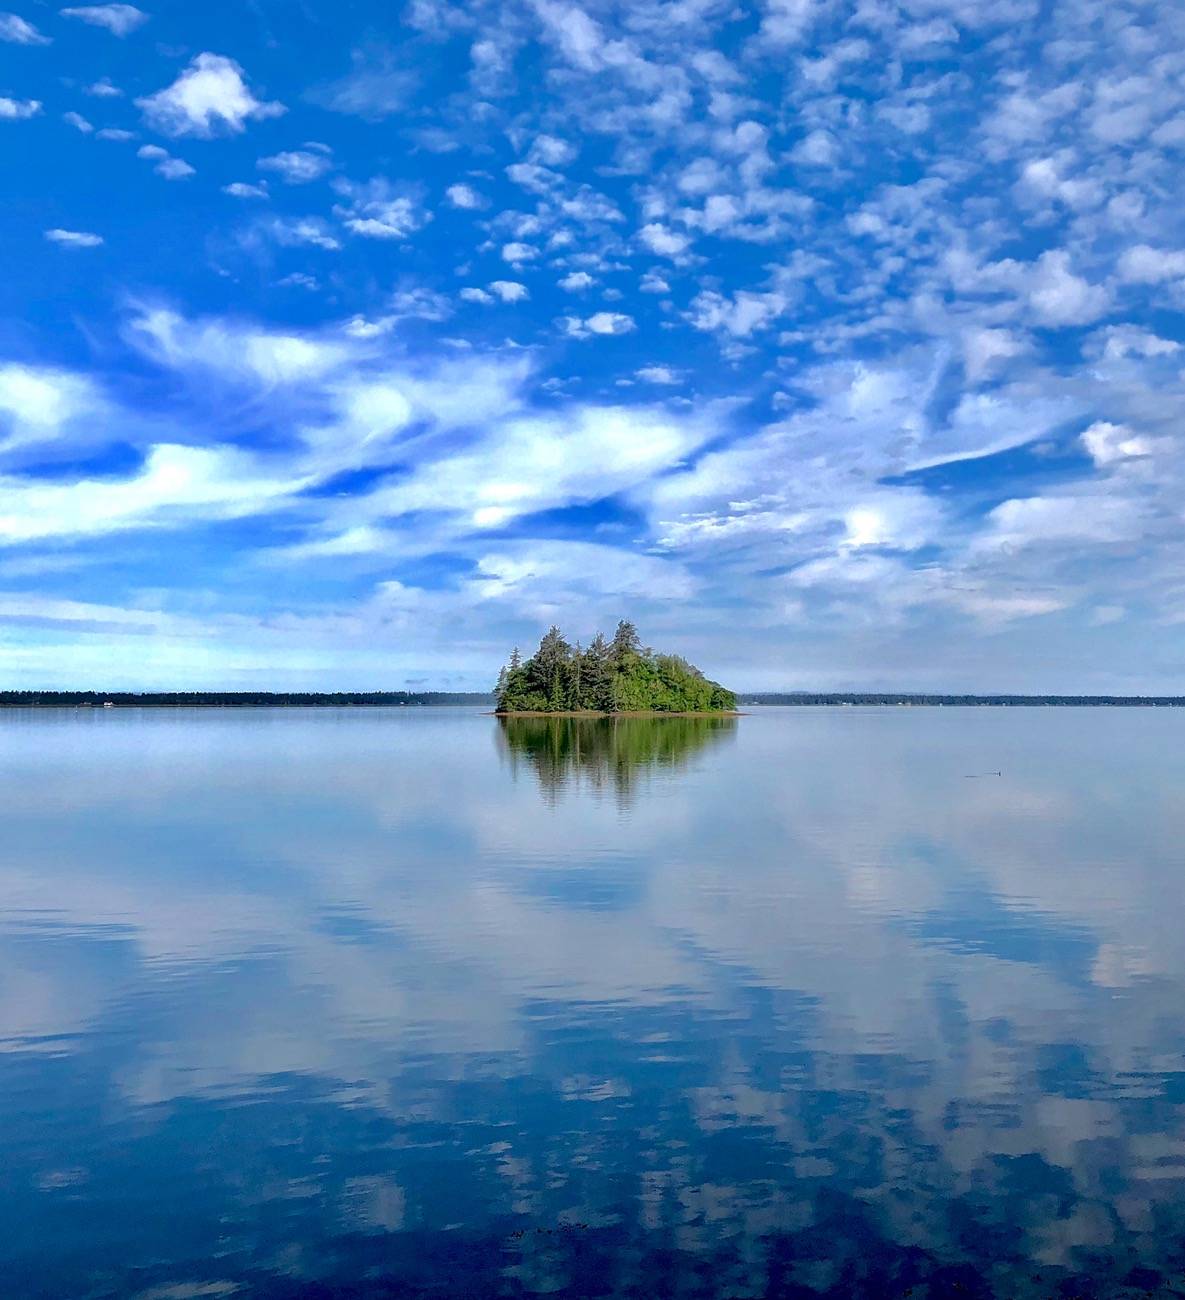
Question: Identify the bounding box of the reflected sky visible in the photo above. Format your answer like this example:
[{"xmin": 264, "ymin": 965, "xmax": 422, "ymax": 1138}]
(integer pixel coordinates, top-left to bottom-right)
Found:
[{"xmin": 2, "ymin": 707, "xmax": 1185, "ymax": 1298}]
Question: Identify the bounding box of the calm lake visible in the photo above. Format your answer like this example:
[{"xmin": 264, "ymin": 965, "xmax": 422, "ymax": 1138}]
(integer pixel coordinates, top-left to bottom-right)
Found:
[{"xmin": 2, "ymin": 706, "xmax": 1184, "ymax": 1299}]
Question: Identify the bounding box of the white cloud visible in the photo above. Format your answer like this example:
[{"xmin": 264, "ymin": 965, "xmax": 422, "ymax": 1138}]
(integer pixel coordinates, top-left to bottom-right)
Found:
[
  {"xmin": 635, "ymin": 365, "xmax": 681, "ymax": 385},
  {"xmin": 790, "ymin": 128, "xmax": 838, "ymax": 166},
  {"xmin": 489, "ymin": 280, "xmax": 529, "ymax": 303},
  {"xmin": 446, "ymin": 182, "xmax": 485, "ymax": 209},
  {"xmin": 1080, "ymin": 422, "xmax": 1152, "ymax": 467},
  {"xmin": 563, "ymin": 312, "xmax": 636, "ymax": 338},
  {"xmin": 334, "ymin": 179, "xmax": 426, "ymax": 240},
  {"xmin": 127, "ymin": 308, "xmax": 353, "ymax": 388},
  {"xmin": 0, "ymin": 444, "xmax": 307, "ymax": 544},
  {"xmin": 96, "ymin": 127, "xmax": 133, "ymax": 140},
  {"xmin": 1116, "ymin": 245, "xmax": 1185, "ymax": 285},
  {"xmin": 529, "ymin": 134, "xmax": 577, "ymax": 166},
  {"xmin": 63, "ymin": 110, "xmax": 93, "ymax": 132},
  {"xmin": 640, "ymin": 270, "xmax": 670, "ymax": 293},
  {"xmin": 460, "ymin": 287, "xmax": 494, "ymax": 305},
  {"xmin": 60, "ymin": 4, "xmax": 147, "ymax": 35},
  {"xmin": 312, "ymin": 48, "xmax": 415, "ymax": 120},
  {"xmin": 263, "ymin": 216, "xmax": 342, "ymax": 251},
  {"xmin": 137, "ymin": 53, "xmax": 284, "ymax": 138},
  {"xmin": 0, "ymin": 363, "xmax": 98, "ymax": 449},
  {"xmin": 86, "ymin": 77, "xmax": 122, "ymax": 97},
  {"xmin": 0, "ymin": 97, "xmax": 42, "ymax": 120},
  {"xmin": 962, "ymin": 327, "xmax": 1026, "ymax": 382},
  {"xmin": 258, "ymin": 149, "xmax": 332, "ymax": 184},
  {"xmin": 1027, "ymin": 250, "xmax": 1109, "ymax": 327},
  {"xmin": 639, "ymin": 222, "xmax": 691, "ymax": 257},
  {"xmin": 157, "ymin": 156, "xmax": 195, "ymax": 179},
  {"xmin": 982, "ymin": 494, "xmax": 1139, "ymax": 550},
  {"xmin": 501, "ymin": 241, "xmax": 539, "ymax": 265},
  {"xmin": 1086, "ymin": 326, "xmax": 1180, "ymax": 362},
  {"xmin": 137, "ymin": 143, "xmax": 194, "ymax": 179},
  {"xmin": 0, "ymin": 12, "xmax": 49, "ymax": 43},
  {"xmin": 687, "ymin": 288, "xmax": 787, "ymax": 338},
  {"xmin": 532, "ymin": 0, "xmax": 606, "ymax": 72},
  {"xmin": 223, "ymin": 180, "xmax": 268, "ymax": 199},
  {"xmin": 759, "ymin": 0, "xmax": 821, "ymax": 46},
  {"xmin": 363, "ymin": 403, "xmax": 711, "ymax": 528},
  {"xmin": 44, "ymin": 228, "xmax": 103, "ymax": 247},
  {"xmin": 559, "ymin": 271, "xmax": 595, "ymax": 291}
]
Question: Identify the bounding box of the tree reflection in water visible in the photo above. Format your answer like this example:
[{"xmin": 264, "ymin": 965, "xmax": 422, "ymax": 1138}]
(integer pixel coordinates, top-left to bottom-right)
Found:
[{"xmin": 496, "ymin": 714, "xmax": 738, "ymax": 805}]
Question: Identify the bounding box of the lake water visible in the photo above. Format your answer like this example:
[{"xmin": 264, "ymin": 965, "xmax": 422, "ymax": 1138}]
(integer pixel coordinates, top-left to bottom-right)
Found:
[{"xmin": 2, "ymin": 707, "xmax": 1184, "ymax": 1299}]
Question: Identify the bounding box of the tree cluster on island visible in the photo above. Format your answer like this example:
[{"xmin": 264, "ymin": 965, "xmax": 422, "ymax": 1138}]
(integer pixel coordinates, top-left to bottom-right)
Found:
[{"xmin": 495, "ymin": 620, "xmax": 736, "ymax": 714}]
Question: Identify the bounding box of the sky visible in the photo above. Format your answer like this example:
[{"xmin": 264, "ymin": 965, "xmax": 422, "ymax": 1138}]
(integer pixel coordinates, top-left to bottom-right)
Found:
[{"xmin": 0, "ymin": 0, "xmax": 1183, "ymax": 692}]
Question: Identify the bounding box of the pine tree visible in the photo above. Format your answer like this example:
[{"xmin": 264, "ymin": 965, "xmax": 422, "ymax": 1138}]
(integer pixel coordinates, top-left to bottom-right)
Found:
[{"xmin": 611, "ymin": 619, "xmax": 642, "ymax": 662}]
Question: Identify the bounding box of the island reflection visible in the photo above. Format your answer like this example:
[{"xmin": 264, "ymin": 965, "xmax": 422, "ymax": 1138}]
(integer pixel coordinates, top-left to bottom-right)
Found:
[{"xmin": 496, "ymin": 713, "xmax": 738, "ymax": 804}]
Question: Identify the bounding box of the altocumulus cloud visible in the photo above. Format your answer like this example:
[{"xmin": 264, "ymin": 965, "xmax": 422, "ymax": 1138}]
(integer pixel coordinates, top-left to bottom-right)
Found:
[{"xmin": 0, "ymin": 0, "xmax": 1184, "ymax": 691}]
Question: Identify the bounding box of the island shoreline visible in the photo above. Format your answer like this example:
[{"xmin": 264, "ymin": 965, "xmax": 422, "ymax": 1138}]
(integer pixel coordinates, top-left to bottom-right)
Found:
[{"xmin": 493, "ymin": 709, "xmax": 745, "ymax": 717}]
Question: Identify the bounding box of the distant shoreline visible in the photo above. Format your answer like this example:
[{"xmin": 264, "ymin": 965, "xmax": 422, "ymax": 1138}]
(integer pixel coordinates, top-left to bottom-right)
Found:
[
  {"xmin": 1, "ymin": 691, "xmax": 1183, "ymax": 709},
  {"xmin": 740, "ymin": 694, "xmax": 1185, "ymax": 707}
]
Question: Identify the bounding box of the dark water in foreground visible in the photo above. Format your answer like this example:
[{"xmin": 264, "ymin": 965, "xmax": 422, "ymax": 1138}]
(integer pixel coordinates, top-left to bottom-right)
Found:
[{"xmin": 2, "ymin": 707, "xmax": 1184, "ymax": 1299}]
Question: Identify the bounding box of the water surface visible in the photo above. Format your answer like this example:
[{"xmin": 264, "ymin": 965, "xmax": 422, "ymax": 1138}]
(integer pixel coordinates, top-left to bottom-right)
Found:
[{"xmin": 2, "ymin": 707, "xmax": 1184, "ymax": 1298}]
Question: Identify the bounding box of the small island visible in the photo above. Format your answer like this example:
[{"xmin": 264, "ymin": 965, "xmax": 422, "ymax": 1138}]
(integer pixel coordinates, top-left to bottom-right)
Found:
[{"xmin": 495, "ymin": 620, "xmax": 736, "ymax": 715}]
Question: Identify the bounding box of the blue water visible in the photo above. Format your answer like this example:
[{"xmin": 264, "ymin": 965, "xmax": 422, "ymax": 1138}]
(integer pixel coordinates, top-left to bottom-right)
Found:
[{"xmin": 1, "ymin": 707, "xmax": 1184, "ymax": 1298}]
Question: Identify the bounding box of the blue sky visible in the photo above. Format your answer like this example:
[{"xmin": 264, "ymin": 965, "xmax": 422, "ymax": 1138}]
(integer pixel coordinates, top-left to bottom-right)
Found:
[{"xmin": 1, "ymin": 0, "xmax": 1182, "ymax": 691}]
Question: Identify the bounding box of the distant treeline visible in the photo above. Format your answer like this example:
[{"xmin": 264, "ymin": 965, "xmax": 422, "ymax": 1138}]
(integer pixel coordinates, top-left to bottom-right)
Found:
[
  {"xmin": 0, "ymin": 691, "xmax": 495, "ymax": 708},
  {"xmin": 740, "ymin": 693, "xmax": 1185, "ymax": 707}
]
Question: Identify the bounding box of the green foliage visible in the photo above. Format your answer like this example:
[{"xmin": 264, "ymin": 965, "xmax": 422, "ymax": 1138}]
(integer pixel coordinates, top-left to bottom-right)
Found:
[{"xmin": 495, "ymin": 621, "xmax": 736, "ymax": 714}]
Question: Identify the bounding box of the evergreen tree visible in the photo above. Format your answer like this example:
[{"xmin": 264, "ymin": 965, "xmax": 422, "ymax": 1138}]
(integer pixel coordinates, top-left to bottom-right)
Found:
[
  {"xmin": 611, "ymin": 619, "xmax": 642, "ymax": 661},
  {"xmin": 494, "ymin": 620, "xmax": 734, "ymax": 714}
]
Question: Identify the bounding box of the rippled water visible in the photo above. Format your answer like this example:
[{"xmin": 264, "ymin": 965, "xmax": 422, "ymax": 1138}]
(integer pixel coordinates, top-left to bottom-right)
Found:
[{"xmin": 2, "ymin": 706, "xmax": 1184, "ymax": 1299}]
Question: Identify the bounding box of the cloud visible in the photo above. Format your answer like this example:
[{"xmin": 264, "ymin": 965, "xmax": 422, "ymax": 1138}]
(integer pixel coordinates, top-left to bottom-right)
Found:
[
  {"xmin": 258, "ymin": 148, "xmax": 332, "ymax": 184},
  {"xmin": 0, "ymin": 444, "xmax": 308, "ymax": 544},
  {"xmin": 86, "ymin": 77, "xmax": 122, "ymax": 97},
  {"xmin": 446, "ymin": 182, "xmax": 485, "ymax": 209},
  {"xmin": 0, "ymin": 12, "xmax": 49, "ymax": 43},
  {"xmin": 334, "ymin": 179, "xmax": 427, "ymax": 240},
  {"xmin": 501, "ymin": 241, "xmax": 539, "ymax": 265},
  {"xmin": 1079, "ymin": 421, "xmax": 1152, "ymax": 467},
  {"xmin": 559, "ymin": 271, "xmax": 594, "ymax": 292},
  {"xmin": 790, "ymin": 128, "xmax": 838, "ymax": 166},
  {"xmin": 1026, "ymin": 250, "xmax": 1109, "ymax": 327},
  {"xmin": 359, "ymin": 402, "xmax": 713, "ymax": 529},
  {"xmin": 563, "ymin": 312, "xmax": 636, "ymax": 338},
  {"xmin": 223, "ymin": 180, "xmax": 268, "ymax": 199},
  {"xmin": 311, "ymin": 47, "xmax": 416, "ymax": 120},
  {"xmin": 635, "ymin": 365, "xmax": 681, "ymax": 385},
  {"xmin": 0, "ymin": 97, "xmax": 42, "ymax": 119},
  {"xmin": 532, "ymin": 0, "xmax": 606, "ymax": 72},
  {"xmin": 529, "ymin": 134, "xmax": 576, "ymax": 166},
  {"xmin": 1116, "ymin": 245, "xmax": 1185, "ymax": 285},
  {"xmin": 62, "ymin": 110, "xmax": 93, "ymax": 132},
  {"xmin": 60, "ymin": 4, "xmax": 147, "ymax": 35},
  {"xmin": 639, "ymin": 222, "xmax": 691, "ymax": 257},
  {"xmin": 126, "ymin": 307, "xmax": 353, "ymax": 389},
  {"xmin": 687, "ymin": 288, "xmax": 788, "ymax": 338},
  {"xmin": 982, "ymin": 494, "xmax": 1140, "ymax": 550},
  {"xmin": 260, "ymin": 216, "xmax": 342, "ymax": 251},
  {"xmin": 44, "ymin": 228, "xmax": 103, "ymax": 247},
  {"xmin": 489, "ymin": 280, "xmax": 529, "ymax": 303},
  {"xmin": 137, "ymin": 143, "xmax": 195, "ymax": 179},
  {"xmin": 137, "ymin": 53, "xmax": 284, "ymax": 138},
  {"xmin": 0, "ymin": 363, "xmax": 99, "ymax": 450}
]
